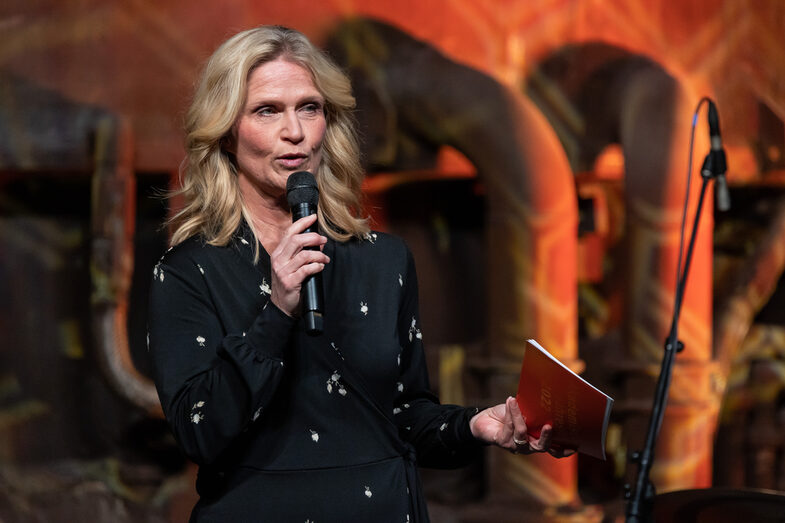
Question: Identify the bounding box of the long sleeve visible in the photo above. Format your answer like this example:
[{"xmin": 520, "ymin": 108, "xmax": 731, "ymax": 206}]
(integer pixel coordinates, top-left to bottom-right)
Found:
[
  {"xmin": 147, "ymin": 247, "xmax": 295, "ymax": 466},
  {"xmin": 392, "ymin": 247, "xmax": 482, "ymax": 468}
]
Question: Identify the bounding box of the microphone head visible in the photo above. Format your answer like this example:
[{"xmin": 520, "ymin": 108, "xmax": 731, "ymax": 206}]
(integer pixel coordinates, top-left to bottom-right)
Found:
[
  {"xmin": 708, "ymin": 100, "xmax": 721, "ymax": 138},
  {"xmin": 286, "ymin": 171, "xmax": 319, "ymax": 208}
]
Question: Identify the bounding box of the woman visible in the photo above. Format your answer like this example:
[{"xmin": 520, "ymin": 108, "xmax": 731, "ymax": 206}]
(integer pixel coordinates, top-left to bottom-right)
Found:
[{"xmin": 149, "ymin": 25, "xmax": 564, "ymax": 522}]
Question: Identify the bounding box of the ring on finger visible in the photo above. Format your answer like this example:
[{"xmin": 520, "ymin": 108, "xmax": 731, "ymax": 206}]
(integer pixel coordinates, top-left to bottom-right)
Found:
[{"xmin": 513, "ymin": 437, "xmax": 526, "ymax": 446}]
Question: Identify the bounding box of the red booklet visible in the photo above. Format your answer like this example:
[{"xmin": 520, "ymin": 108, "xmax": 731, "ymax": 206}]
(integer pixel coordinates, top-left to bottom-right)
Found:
[{"xmin": 515, "ymin": 339, "xmax": 613, "ymax": 460}]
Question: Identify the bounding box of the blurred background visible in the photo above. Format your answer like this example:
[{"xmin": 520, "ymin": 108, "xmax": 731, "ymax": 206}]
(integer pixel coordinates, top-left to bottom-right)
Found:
[{"xmin": 1, "ymin": 1, "xmax": 784, "ymax": 521}]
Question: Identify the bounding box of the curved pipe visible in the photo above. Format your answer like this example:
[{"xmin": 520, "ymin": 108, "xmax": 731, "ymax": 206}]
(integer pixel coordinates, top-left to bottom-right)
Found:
[
  {"xmin": 90, "ymin": 115, "xmax": 162, "ymax": 417},
  {"xmin": 529, "ymin": 46, "xmax": 716, "ymax": 490},
  {"xmin": 714, "ymin": 198, "xmax": 785, "ymax": 378},
  {"xmin": 328, "ymin": 18, "xmax": 579, "ymax": 507},
  {"xmin": 0, "ymin": 74, "xmax": 161, "ymax": 417},
  {"xmin": 618, "ymin": 67, "xmax": 716, "ymax": 491}
]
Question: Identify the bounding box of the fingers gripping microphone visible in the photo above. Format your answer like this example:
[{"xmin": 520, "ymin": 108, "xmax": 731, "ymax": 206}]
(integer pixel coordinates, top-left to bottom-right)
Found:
[
  {"xmin": 702, "ymin": 100, "xmax": 731, "ymax": 211},
  {"xmin": 286, "ymin": 171, "xmax": 324, "ymax": 335}
]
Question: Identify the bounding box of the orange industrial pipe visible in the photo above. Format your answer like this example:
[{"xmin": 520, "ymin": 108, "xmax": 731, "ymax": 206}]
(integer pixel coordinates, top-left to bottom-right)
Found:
[{"xmin": 620, "ymin": 70, "xmax": 717, "ymax": 491}]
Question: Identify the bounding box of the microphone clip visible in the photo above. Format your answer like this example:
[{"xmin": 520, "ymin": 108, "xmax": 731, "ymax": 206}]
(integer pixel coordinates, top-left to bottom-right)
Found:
[
  {"xmin": 701, "ymin": 147, "xmax": 731, "ymax": 212},
  {"xmin": 700, "ymin": 148, "xmax": 727, "ymax": 181}
]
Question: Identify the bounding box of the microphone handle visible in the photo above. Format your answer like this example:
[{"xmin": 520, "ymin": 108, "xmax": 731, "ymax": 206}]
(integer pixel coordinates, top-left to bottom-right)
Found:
[
  {"xmin": 701, "ymin": 148, "xmax": 730, "ymax": 212},
  {"xmin": 291, "ymin": 202, "xmax": 324, "ymax": 335},
  {"xmin": 715, "ymin": 173, "xmax": 731, "ymax": 212}
]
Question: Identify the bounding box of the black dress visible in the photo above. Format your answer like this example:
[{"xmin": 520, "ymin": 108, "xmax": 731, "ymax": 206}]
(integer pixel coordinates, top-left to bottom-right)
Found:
[{"xmin": 148, "ymin": 222, "xmax": 481, "ymax": 522}]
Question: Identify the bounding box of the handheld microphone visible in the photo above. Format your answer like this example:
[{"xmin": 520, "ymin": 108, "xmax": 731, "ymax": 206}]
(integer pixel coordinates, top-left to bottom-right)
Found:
[
  {"xmin": 285, "ymin": 171, "xmax": 324, "ymax": 335},
  {"xmin": 703, "ymin": 100, "xmax": 730, "ymax": 211}
]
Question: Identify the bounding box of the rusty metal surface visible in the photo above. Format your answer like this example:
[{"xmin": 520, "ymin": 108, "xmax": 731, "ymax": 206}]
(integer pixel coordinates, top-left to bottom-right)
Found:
[
  {"xmin": 2, "ymin": 1, "xmax": 785, "ymax": 519},
  {"xmin": 714, "ymin": 197, "xmax": 785, "ymax": 379},
  {"xmin": 90, "ymin": 115, "xmax": 161, "ymax": 417}
]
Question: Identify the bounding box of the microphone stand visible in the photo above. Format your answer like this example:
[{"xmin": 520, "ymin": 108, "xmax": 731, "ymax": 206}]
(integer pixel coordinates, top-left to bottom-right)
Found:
[{"xmin": 624, "ymin": 148, "xmax": 723, "ymax": 522}]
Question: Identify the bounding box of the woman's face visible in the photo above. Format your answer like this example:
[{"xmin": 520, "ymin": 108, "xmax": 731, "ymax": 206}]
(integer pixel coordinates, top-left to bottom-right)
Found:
[{"xmin": 232, "ymin": 58, "xmax": 327, "ymax": 204}]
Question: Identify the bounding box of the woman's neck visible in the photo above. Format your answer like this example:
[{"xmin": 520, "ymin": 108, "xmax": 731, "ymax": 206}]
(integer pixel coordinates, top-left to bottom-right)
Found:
[
  {"xmin": 248, "ymin": 209, "xmax": 291, "ymax": 254},
  {"xmin": 239, "ymin": 180, "xmax": 292, "ymax": 254}
]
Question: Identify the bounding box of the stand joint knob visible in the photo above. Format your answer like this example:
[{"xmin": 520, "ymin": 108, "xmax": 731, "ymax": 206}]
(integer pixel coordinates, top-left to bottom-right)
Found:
[{"xmin": 664, "ymin": 339, "xmax": 685, "ymax": 353}]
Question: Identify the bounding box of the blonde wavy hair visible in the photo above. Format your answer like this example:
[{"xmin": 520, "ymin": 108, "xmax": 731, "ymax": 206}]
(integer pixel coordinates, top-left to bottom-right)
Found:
[{"xmin": 169, "ymin": 25, "xmax": 369, "ymax": 249}]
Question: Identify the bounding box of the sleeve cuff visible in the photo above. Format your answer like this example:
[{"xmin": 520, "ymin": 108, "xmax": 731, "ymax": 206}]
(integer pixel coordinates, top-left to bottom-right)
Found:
[
  {"xmin": 442, "ymin": 405, "xmax": 487, "ymax": 451},
  {"xmin": 215, "ymin": 301, "xmax": 296, "ymax": 410},
  {"xmin": 242, "ymin": 301, "xmax": 297, "ymax": 360}
]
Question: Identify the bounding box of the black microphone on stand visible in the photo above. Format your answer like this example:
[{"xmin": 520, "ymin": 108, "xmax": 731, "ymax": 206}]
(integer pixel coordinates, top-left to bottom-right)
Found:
[
  {"xmin": 286, "ymin": 171, "xmax": 324, "ymax": 335},
  {"xmin": 702, "ymin": 100, "xmax": 730, "ymax": 211}
]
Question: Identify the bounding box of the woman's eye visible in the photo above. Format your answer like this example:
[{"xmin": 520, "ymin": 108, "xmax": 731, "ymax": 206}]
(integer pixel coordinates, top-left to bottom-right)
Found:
[
  {"xmin": 301, "ymin": 102, "xmax": 322, "ymax": 114},
  {"xmin": 256, "ymin": 106, "xmax": 276, "ymax": 116}
]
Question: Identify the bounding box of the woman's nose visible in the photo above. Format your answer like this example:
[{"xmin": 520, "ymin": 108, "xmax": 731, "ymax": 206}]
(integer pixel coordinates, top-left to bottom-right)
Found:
[{"xmin": 281, "ymin": 110, "xmax": 304, "ymax": 143}]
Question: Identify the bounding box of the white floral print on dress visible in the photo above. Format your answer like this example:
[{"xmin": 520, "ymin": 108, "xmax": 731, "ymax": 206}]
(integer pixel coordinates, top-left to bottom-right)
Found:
[
  {"xmin": 197, "ymin": 264, "xmax": 204, "ymax": 275},
  {"xmin": 398, "ymin": 274, "xmax": 403, "ymax": 287},
  {"xmin": 360, "ymin": 302, "xmax": 368, "ymax": 315},
  {"xmin": 240, "ymin": 238, "xmax": 249, "ymax": 245},
  {"xmin": 196, "ymin": 336, "xmax": 206, "ymax": 347},
  {"xmin": 397, "ymin": 382, "xmax": 404, "ymax": 393},
  {"xmin": 259, "ymin": 278, "xmax": 271, "ymax": 296},
  {"xmin": 330, "ymin": 342, "xmax": 345, "ymax": 360},
  {"xmin": 310, "ymin": 429, "xmax": 319, "ymax": 442},
  {"xmin": 326, "ymin": 371, "xmax": 347, "ymax": 396},
  {"xmin": 408, "ymin": 317, "xmax": 422, "ymax": 342},
  {"xmin": 364, "ymin": 486, "xmax": 372, "ymax": 498},
  {"xmin": 190, "ymin": 401, "xmax": 205, "ymax": 424},
  {"xmin": 364, "ymin": 232, "xmax": 377, "ymax": 243}
]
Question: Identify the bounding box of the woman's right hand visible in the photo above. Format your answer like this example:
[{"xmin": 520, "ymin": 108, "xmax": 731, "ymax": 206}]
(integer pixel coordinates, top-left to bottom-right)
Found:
[
  {"xmin": 469, "ymin": 397, "xmax": 575, "ymax": 457},
  {"xmin": 269, "ymin": 213, "xmax": 330, "ymax": 317}
]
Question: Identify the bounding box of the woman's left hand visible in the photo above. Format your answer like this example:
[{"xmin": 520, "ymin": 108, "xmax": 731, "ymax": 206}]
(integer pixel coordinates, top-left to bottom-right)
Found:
[{"xmin": 469, "ymin": 397, "xmax": 574, "ymax": 457}]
